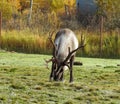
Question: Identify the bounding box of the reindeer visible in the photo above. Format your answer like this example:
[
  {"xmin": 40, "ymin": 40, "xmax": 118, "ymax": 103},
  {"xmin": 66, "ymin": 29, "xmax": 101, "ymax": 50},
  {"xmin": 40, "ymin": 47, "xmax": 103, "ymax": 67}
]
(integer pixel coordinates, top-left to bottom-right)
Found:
[{"xmin": 46, "ymin": 28, "xmax": 85, "ymax": 82}]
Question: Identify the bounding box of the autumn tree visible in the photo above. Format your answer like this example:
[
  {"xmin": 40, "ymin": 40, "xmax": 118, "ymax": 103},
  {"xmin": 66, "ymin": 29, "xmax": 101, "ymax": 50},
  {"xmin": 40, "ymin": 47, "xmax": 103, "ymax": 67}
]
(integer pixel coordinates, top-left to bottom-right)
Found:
[
  {"xmin": 0, "ymin": 0, "xmax": 21, "ymax": 20},
  {"xmin": 0, "ymin": 1, "xmax": 12, "ymax": 20},
  {"xmin": 95, "ymin": 0, "xmax": 120, "ymax": 29}
]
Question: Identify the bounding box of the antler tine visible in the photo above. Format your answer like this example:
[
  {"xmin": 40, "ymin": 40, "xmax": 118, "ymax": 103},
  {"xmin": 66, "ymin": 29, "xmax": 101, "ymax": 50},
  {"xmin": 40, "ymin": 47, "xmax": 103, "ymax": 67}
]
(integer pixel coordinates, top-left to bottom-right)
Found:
[
  {"xmin": 48, "ymin": 30, "xmax": 56, "ymax": 50},
  {"xmin": 44, "ymin": 58, "xmax": 54, "ymax": 69},
  {"xmin": 44, "ymin": 62, "xmax": 49, "ymax": 70},
  {"xmin": 48, "ymin": 30, "xmax": 58, "ymax": 60},
  {"xmin": 44, "ymin": 58, "xmax": 53, "ymax": 63},
  {"xmin": 63, "ymin": 44, "xmax": 86, "ymax": 64}
]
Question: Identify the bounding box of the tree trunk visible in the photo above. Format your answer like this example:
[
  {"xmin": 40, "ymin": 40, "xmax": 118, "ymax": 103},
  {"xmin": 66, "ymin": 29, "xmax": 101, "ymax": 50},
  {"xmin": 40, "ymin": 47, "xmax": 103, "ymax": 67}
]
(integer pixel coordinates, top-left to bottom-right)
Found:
[
  {"xmin": 0, "ymin": 12, "xmax": 2, "ymax": 36},
  {"xmin": 28, "ymin": 0, "xmax": 33, "ymax": 26},
  {"xmin": 0, "ymin": 12, "xmax": 2, "ymax": 48},
  {"xmin": 64, "ymin": 5, "xmax": 71, "ymax": 20}
]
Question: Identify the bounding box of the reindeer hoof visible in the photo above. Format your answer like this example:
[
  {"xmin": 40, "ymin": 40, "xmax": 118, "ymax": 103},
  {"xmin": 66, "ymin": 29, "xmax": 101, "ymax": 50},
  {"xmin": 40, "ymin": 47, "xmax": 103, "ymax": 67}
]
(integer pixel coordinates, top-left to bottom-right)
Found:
[
  {"xmin": 69, "ymin": 80, "xmax": 74, "ymax": 83},
  {"xmin": 49, "ymin": 77, "xmax": 54, "ymax": 82}
]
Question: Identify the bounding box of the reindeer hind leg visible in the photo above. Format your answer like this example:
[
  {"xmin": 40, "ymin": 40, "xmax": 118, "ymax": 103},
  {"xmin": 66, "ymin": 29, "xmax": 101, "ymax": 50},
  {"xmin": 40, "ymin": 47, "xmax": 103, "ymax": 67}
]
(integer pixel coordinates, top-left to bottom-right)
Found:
[{"xmin": 69, "ymin": 55, "xmax": 75, "ymax": 83}]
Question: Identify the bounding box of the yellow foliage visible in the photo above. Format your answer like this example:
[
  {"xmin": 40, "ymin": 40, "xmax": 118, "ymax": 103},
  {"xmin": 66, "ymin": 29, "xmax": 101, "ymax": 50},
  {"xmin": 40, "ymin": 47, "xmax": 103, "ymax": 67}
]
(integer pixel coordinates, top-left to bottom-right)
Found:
[
  {"xmin": 35, "ymin": 0, "xmax": 51, "ymax": 8},
  {"xmin": 7, "ymin": 0, "xmax": 21, "ymax": 10},
  {"xmin": 50, "ymin": 0, "xmax": 75, "ymax": 10},
  {"xmin": 50, "ymin": 0, "xmax": 64, "ymax": 9},
  {"xmin": 64, "ymin": 0, "xmax": 76, "ymax": 7},
  {"xmin": 0, "ymin": 1, "xmax": 12, "ymax": 20}
]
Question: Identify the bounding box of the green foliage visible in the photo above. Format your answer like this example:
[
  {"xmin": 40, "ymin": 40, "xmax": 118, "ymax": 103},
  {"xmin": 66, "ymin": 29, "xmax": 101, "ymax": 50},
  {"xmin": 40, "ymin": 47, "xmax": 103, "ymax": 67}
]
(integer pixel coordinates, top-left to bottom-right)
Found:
[
  {"xmin": 95, "ymin": 0, "xmax": 120, "ymax": 29},
  {"xmin": 96, "ymin": 0, "xmax": 120, "ymax": 15}
]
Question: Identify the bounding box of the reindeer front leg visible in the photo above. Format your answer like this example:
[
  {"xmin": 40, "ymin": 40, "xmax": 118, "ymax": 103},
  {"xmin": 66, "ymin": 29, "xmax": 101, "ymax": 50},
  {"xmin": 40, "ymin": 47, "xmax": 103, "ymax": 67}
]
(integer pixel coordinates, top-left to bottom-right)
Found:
[
  {"xmin": 50, "ymin": 62, "xmax": 56, "ymax": 81},
  {"xmin": 69, "ymin": 55, "xmax": 75, "ymax": 82},
  {"xmin": 59, "ymin": 69, "xmax": 64, "ymax": 81}
]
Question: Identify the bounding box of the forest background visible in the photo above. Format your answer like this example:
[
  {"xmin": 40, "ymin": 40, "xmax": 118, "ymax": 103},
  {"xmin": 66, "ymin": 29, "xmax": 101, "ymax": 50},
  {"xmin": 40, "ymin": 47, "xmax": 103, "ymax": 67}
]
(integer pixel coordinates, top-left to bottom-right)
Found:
[{"xmin": 0, "ymin": 0, "xmax": 120, "ymax": 58}]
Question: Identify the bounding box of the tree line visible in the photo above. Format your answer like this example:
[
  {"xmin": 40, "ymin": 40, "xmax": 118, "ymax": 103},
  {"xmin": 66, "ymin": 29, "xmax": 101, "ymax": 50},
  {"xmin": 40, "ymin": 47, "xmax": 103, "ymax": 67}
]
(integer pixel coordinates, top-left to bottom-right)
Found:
[{"xmin": 0, "ymin": 0, "xmax": 119, "ymax": 30}]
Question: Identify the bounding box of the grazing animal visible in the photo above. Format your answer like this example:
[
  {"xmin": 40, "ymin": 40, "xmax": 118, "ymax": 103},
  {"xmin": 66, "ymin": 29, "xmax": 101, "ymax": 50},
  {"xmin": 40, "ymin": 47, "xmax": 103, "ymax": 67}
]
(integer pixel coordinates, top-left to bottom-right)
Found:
[{"xmin": 48, "ymin": 28, "xmax": 84, "ymax": 82}]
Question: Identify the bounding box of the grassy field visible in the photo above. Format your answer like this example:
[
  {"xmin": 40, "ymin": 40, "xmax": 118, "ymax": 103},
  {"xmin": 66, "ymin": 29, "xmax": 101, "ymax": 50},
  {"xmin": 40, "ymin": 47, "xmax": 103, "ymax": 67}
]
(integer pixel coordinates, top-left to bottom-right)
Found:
[{"xmin": 0, "ymin": 51, "xmax": 120, "ymax": 104}]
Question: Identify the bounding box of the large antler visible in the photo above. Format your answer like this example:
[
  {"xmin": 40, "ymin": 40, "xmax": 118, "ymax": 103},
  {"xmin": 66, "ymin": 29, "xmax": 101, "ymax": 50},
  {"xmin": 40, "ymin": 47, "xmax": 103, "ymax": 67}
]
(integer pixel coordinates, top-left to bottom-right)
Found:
[
  {"xmin": 63, "ymin": 44, "xmax": 86, "ymax": 64},
  {"xmin": 44, "ymin": 31, "xmax": 58, "ymax": 69},
  {"xmin": 48, "ymin": 30, "xmax": 58, "ymax": 59}
]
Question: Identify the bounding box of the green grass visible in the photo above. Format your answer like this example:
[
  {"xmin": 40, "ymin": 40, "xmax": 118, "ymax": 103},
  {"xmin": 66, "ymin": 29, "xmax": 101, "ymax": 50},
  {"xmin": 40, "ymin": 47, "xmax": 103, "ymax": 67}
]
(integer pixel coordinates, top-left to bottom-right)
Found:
[{"xmin": 0, "ymin": 51, "xmax": 120, "ymax": 104}]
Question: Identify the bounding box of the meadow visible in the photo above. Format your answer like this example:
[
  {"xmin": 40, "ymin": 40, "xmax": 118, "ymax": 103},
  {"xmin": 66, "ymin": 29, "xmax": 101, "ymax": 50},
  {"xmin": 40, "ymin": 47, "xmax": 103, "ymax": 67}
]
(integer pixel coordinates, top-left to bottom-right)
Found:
[
  {"xmin": 0, "ymin": 50, "xmax": 120, "ymax": 104},
  {"xmin": 0, "ymin": 1, "xmax": 120, "ymax": 103}
]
